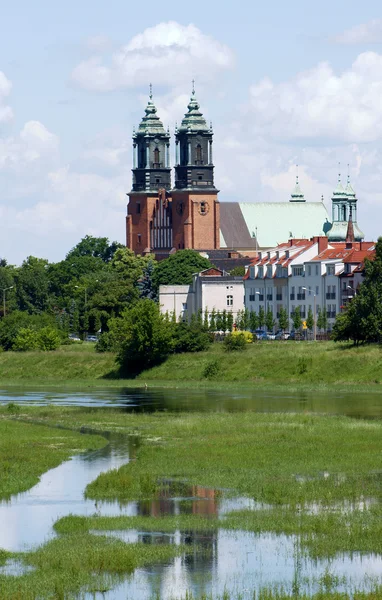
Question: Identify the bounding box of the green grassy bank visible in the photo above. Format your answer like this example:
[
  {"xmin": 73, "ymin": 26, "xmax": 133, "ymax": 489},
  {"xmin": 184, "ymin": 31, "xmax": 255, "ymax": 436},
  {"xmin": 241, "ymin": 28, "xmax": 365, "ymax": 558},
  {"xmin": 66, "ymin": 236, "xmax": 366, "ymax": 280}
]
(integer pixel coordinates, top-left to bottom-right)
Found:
[{"xmin": 1, "ymin": 341, "xmax": 382, "ymax": 391}]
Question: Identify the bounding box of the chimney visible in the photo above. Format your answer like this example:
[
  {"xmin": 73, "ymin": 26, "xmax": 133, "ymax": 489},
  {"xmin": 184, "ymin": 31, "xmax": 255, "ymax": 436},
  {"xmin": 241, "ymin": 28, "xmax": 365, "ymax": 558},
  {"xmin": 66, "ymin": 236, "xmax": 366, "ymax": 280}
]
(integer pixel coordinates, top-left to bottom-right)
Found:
[{"xmin": 318, "ymin": 236, "xmax": 328, "ymax": 254}]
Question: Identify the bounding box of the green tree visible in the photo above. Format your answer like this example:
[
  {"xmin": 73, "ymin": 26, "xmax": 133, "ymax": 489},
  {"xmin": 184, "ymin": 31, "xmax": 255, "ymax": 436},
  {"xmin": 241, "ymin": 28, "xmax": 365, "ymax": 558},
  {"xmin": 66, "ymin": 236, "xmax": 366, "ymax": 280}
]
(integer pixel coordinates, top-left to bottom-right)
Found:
[
  {"xmin": 235, "ymin": 310, "xmax": 243, "ymax": 330},
  {"xmin": 15, "ymin": 256, "xmax": 50, "ymax": 314},
  {"xmin": 258, "ymin": 305, "xmax": 265, "ymax": 330},
  {"xmin": 209, "ymin": 308, "xmax": 216, "ymax": 332},
  {"xmin": 229, "ymin": 266, "xmax": 245, "ymax": 277},
  {"xmin": 152, "ymin": 250, "xmax": 212, "ymax": 292},
  {"xmin": 227, "ymin": 311, "xmax": 234, "ymax": 332},
  {"xmin": 66, "ymin": 235, "xmax": 123, "ymax": 263},
  {"xmin": 203, "ymin": 308, "xmax": 209, "ymax": 329},
  {"xmin": 173, "ymin": 321, "xmax": 211, "ymax": 353},
  {"xmin": 215, "ymin": 311, "xmax": 223, "ymax": 332},
  {"xmin": 278, "ymin": 307, "xmax": 289, "ymax": 332},
  {"xmin": 137, "ymin": 259, "xmax": 157, "ymax": 301},
  {"xmin": 37, "ymin": 327, "xmax": 61, "ymax": 351},
  {"xmin": 221, "ymin": 310, "xmax": 228, "ymax": 333},
  {"xmin": 13, "ymin": 327, "xmax": 39, "ymax": 351},
  {"xmin": 242, "ymin": 308, "xmax": 250, "ymax": 331},
  {"xmin": 249, "ymin": 310, "xmax": 258, "ymax": 332},
  {"xmin": 317, "ymin": 306, "xmax": 328, "ymax": 332},
  {"xmin": 306, "ymin": 306, "xmax": 314, "ymax": 331},
  {"xmin": 291, "ymin": 306, "xmax": 302, "ymax": 331},
  {"xmin": 265, "ymin": 307, "xmax": 276, "ymax": 332},
  {"xmin": 116, "ymin": 299, "xmax": 174, "ymax": 374}
]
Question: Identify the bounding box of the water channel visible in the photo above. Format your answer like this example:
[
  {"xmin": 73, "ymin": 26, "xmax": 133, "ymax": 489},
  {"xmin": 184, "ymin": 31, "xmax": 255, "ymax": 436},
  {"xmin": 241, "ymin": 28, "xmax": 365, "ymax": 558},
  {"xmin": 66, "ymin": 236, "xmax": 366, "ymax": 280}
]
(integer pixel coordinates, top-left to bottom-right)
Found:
[{"xmin": 1, "ymin": 387, "xmax": 382, "ymax": 599}]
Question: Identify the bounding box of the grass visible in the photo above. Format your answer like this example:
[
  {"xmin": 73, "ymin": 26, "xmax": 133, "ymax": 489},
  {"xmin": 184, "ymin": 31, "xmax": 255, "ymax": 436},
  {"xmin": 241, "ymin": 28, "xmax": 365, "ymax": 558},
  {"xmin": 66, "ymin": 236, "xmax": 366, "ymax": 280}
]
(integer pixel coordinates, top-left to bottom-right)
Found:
[
  {"xmin": 0, "ymin": 411, "xmax": 106, "ymax": 499},
  {"xmin": 1, "ymin": 341, "xmax": 382, "ymax": 391},
  {"xmin": 0, "ymin": 533, "xmax": 185, "ymax": 600}
]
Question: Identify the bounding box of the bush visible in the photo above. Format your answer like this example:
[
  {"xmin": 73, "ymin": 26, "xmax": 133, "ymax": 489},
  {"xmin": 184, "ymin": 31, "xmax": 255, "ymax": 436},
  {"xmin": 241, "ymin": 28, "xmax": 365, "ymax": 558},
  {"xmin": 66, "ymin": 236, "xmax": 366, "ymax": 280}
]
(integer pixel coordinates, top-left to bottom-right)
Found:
[
  {"xmin": 37, "ymin": 327, "xmax": 61, "ymax": 351},
  {"xmin": 173, "ymin": 321, "xmax": 212, "ymax": 353},
  {"xmin": 13, "ymin": 327, "xmax": 39, "ymax": 351},
  {"xmin": 0, "ymin": 311, "xmax": 58, "ymax": 351},
  {"xmin": 223, "ymin": 332, "xmax": 247, "ymax": 351},
  {"xmin": 202, "ymin": 359, "xmax": 221, "ymax": 379}
]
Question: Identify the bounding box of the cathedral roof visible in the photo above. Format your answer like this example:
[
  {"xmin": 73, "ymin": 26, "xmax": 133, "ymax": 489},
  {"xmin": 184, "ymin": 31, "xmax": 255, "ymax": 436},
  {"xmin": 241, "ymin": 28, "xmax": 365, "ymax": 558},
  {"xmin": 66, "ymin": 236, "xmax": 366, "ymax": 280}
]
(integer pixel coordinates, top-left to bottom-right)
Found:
[
  {"xmin": 178, "ymin": 90, "xmax": 210, "ymax": 133},
  {"xmin": 137, "ymin": 89, "xmax": 167, "ymax": 136}
]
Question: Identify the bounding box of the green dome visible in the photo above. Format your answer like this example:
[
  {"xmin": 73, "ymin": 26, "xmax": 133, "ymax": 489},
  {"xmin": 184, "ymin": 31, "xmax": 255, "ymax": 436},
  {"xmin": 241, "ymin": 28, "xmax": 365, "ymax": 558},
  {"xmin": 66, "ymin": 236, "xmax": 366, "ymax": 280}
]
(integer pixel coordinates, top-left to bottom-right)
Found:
[
  {"xmin": 178, "ymin": 93, "xmax": 209, "ymax": 132},
  {"xmin": 137, "ymin": 95, "xmax": 166, "ymax": 136}
]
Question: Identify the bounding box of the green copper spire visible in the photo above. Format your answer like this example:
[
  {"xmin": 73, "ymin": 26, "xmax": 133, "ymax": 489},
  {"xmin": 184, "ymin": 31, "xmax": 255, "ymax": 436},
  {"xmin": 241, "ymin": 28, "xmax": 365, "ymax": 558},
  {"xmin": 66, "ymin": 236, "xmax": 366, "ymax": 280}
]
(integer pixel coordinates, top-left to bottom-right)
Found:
[
  {"xmin": 137, "ymin": 85, "xmax": 166, "ymax": 135},
  {"xmin": 345, "ymin": 164, "xmax": 356, "ymax": 198},
  {"xmin": 333, "ymin": 163, "xmax": 347, "ymax": 197},
  {"xmin": 178, "ymin": 83, "xmax": 209, "ymax": 132},
  {"xmin": 290, "ymin": 165, "xmax": 305, "ymax": 202}
]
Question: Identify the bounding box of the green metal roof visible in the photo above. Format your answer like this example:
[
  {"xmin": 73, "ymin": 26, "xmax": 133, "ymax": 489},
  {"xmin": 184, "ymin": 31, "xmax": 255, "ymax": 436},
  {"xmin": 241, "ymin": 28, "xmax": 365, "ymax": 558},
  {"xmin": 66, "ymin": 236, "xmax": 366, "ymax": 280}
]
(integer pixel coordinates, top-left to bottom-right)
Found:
[
  {"xmin": 220, "ymin": 201, "xmax": 331, "ymax": 249},
  {"xmin": 178, "ymin": 93, "xmax": 209, "ymax": 133},
  {"xmin": 137, "ymin": 94, "xmax": 166, "ymax": 136},
  {"xmin": 327, "ymin": 221, "xmax": 364, "ymax": 241}
]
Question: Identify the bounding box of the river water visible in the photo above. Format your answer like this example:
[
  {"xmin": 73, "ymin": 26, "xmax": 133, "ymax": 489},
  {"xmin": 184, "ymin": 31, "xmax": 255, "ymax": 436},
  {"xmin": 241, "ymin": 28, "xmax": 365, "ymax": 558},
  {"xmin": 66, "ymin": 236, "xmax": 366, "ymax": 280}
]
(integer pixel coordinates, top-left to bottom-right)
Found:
[{"xmin": 1, "ymin": 387, "xmax": 382, "ymax": 599}]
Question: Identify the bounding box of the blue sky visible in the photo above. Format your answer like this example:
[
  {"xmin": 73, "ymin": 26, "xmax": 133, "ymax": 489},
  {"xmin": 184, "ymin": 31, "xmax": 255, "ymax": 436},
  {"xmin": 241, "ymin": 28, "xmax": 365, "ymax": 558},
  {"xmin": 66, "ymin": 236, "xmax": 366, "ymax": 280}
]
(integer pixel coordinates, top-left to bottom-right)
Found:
[{"xmin": 1, "ymin": 0, "xmax": 382, "ymax": 263}]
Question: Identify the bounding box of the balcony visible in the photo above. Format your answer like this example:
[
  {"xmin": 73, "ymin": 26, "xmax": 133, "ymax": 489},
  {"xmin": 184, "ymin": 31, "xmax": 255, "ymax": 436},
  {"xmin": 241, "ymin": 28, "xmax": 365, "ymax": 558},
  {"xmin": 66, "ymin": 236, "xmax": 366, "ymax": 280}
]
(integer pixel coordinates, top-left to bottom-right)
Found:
[
  {"xmin": 276, "ymin": 294, "xmax": 282, "ymax": 301},
  {"xmin": 297, "ymin": 293, "xmax": 306, "ymax": 301},
  {"xmin": 326, "ymin": 293, "xmax": 336, "ymax": 300}
]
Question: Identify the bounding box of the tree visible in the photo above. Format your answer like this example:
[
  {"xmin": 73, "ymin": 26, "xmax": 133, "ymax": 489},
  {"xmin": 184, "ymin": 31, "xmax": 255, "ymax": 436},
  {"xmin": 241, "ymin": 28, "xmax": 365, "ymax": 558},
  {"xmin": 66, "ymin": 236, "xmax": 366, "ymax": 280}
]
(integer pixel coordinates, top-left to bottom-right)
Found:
[
  {"xmin": 278, "ymin": 307, "xmax": 289, "ymax": 332},
  {"xmin": 215, "ymin": 311, "xmax": 223, "ymax": 332},
  {"xmin": 306, "ymin": 306, "xmax": 314, "ymax": 332},
  {"xmin": 291, "ymin": 306, "xmax": 302, "ymax": 332},
  {"xmin": 15, "ymin": 256, "xmax": 50, "ymax": 314},
  {"xmin": 317, "ymin": 307, "xmax": 328, "ymax": 332},
  {"xmin": 152, "ymin": 250, "xmax": 213, "ymax": 292},
  {"xmin": 138, "ymin": 260, "xmax": 157, "ymax": 301},
  {"xmin": 258, "ymin": 306, "xmax": 265, "ymax": 330},
  {"xmin": 203, "ymin": 308, "xmax": 209, "ymax": 329},
  {"xmin": 227, "ymin": 311, "xmax": 234, "ymax": 332},
  {"xmin": 265, "ymin": 307, "xmax": 276, "ymax": 332},
  {"xmin": 229, "ymin": 266, "xmax": 245, "ymax": 277},
  {"xmin": 249, "ymin": 310, "xmax": 258, "ymax": 332},
  {"xmin": 13, "ymin": 328, "xmax": 39, "ymax": 351},
  {"xmin": 173, "ymin": 321, "xmax": 211, "ymax": 353},
  {"xmin": 235, "ymin": 310, "xmax": 243, "ymax": 330},
  {"xmin": 221, "ymin": 310, "xmax": 228, "ymax": 333},
  {"xmin": 116, "ymin": 299, "xmax": 174, "ymax": 374},
  {"xmin": 37, "ymin": 327, "xmax": 61, "ymax": 351},
  {"xmin": 209, "ymin": 309, "xmax": 216, "ymax": 332},
  {"xmin": 66, "ymin": 235, "xmax": 124, "ymax": 263}
]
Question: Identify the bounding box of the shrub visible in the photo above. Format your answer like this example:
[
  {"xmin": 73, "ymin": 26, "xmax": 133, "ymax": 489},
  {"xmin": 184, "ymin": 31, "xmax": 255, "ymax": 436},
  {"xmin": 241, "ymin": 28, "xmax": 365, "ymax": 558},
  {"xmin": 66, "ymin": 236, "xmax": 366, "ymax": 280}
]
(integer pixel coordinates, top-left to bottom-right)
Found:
[
  {"xmin": 13, "ymin": 327, "xmax": 39, "ymax": 351},
  {"xmin": 173, "ymin": 321, "xmax": 212, "ymax": 353},
  {"xmin": 223, "ymin": 332, "xmax": 247, "ymax": 351},
  {"xmin": 202, "ymin": 358, "xmax": 221, "ymax": 379},
  {"xmin": 37, "ymin": 326, "xmax": 61, "ymax": 351}
]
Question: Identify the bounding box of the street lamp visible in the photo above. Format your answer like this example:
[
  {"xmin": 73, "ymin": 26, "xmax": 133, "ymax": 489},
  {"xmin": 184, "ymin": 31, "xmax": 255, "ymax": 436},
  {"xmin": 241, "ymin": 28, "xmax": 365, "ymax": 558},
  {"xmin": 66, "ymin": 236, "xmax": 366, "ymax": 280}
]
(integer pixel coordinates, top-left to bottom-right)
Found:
[
  {"xmin": 75, "ymin": 281, "xmax": 99, "ymax": 337},
  {"xmin": 302, "ymin": 287, "xmax": 316, "ymax": 342},
  {"xmin": 347, "ymin": 285, "xmax": 356, "ymax": 298},
  {"xmin": 2, "ymin": 286, "xmax": 13, "ymax": 317}
]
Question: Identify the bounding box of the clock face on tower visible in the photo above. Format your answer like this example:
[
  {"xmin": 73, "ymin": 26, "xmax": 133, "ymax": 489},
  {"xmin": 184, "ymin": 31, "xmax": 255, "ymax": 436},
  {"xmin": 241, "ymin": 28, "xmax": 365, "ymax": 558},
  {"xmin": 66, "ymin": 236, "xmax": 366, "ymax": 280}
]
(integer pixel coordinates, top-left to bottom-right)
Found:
[{"xmin": 198, "ymin": 201, "xmax": 210, "ymax": 216}]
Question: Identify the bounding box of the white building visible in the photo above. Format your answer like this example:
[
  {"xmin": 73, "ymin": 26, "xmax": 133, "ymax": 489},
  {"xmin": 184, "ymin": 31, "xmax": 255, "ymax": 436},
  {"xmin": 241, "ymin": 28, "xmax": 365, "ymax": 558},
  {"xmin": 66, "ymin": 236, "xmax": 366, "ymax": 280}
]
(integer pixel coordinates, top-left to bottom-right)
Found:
[
  {"xmin": 244, "ymin": 236, "xmax": 374, "ymax": 331},
  {"xmin": 159, "ymin": 268, "xmax": 244, "ymax": 322}
]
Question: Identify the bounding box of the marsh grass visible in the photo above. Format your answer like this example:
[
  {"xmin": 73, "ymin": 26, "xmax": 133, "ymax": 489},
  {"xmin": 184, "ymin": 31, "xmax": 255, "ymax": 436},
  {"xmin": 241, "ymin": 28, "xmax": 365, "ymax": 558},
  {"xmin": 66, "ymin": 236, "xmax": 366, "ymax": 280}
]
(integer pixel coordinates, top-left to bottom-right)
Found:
[
  {"xmin": 0, "ymin": 417, "xmax": 105, "ymax": 499},
  {"xmin": 0, "ymin": 534, "xmax": 185, "ymax": 600}
]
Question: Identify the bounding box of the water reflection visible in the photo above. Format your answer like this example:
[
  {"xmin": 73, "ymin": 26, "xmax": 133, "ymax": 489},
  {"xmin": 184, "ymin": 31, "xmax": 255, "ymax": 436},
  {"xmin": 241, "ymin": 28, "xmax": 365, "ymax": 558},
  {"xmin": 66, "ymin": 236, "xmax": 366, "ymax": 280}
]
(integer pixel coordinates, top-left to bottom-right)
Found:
[{"xmin": 1, "ymin": 386, "xmax": 382, "ymax": 418}]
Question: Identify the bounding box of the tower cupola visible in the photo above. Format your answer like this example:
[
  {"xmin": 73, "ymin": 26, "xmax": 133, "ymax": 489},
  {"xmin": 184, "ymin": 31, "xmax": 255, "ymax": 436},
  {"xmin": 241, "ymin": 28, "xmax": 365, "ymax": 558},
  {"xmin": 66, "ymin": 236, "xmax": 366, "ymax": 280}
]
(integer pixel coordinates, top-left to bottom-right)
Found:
[
  {"xmin": 131, "ymin": 86, "xmax": 171, "ymax": 192},
  {"xmin": 289, "ymin": 166, "xmax": 305, "ymax": 202},
  {"xmin": 327, "ymin": 166, "xmax": 364, "ymax": 241},
  {"xmin": 174, "ymin": 84, "xmax": 216, "ymax": 190}
]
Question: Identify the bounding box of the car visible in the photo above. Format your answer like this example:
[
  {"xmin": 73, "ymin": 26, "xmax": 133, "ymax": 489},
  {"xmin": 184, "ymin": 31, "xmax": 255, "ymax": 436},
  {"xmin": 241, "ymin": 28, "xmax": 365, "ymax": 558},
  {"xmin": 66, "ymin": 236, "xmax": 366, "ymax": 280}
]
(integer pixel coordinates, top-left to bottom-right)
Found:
[
  {"xmin": 275, "ymin": 331, "xmax": 290, "ymax": 340},
  {"xmin": 254, "ymin": 329, "xmax": 267, "ymax": 340},
  {"xmin": 85, "ymin": 335, "xmax": 98, "ymax": 342},
  {"xmin": 68, "ymin": 333, "xmax": 81, "ymax": 342},
  {"xmin": 266, "ymin": 331, "xmax": 276, "ymax": 340}
]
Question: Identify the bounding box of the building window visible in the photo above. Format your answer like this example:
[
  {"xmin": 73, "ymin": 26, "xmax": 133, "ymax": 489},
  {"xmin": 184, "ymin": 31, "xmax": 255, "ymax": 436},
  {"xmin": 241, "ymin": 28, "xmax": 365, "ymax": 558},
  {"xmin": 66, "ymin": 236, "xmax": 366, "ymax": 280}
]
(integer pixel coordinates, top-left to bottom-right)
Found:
[
  {"xmin": 267, "ymin": 265, "xmax": 272, "ymax": 278},
  {"xmin": 316, "ymin": 286, "xmax": 319, "ymax": 296},
  {"xmin": 315, "ymin": 265, "xmax": 319, "ymax": 276},
  {"xmin": 250, "ymin": 266, "xmax": 255, "ymax": 279},
  {"xmin": 293, "ymin": 266, "xmax": 304, "ymax": 277},
  {"xmin": 182, "ymin": 303, "xmax": 187, "ymax": 310},
  {"xmin": 307, "ymin": 265, "xmax": 311, "ymax": 276},
  {"xmin": 258, "ymin": 266, "xmax": 264, "ymax": 278},
  {"xmin": 227, "ymin": 295, "xmax": 233, "ymax": 307},
  {"xmin": 137, "ymin": 203, "xmax": 141, "ymax": 214},
  {"xmin": 137, "ymin": 234, "xmax": 142, "ymax": 245},
  {"xmin": 154, "ymin": 147, "xmax": 160, "ymax": 165},
  {"xmin": 196, "ymin": 144, "xmax": 203, "ymax": 164},
  {"xmin": 327, "ymin": 264, "xmax": 335, "ymax": 276},
  {"xmin": 200, "ymin": 202, "xmax": 206, "ymax": 214}
]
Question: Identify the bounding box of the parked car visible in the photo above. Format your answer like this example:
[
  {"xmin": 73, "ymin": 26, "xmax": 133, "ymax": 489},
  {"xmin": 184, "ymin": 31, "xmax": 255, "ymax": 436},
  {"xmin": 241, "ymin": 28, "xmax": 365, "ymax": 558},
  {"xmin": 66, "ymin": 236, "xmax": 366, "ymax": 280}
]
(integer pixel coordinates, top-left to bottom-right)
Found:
[
  {"xmin": 68, "ymin": 333, "xmax": 81, "ymax": 342},
  {"xmin": 266, "ymin": 331, "xmax": 276, "ymax": 340},
  {"xmin": 254, "ymin": 329, "xmax": 267, "ymax": 340},
  {"xmin": 85, "ymin": 335, "xmax": 98, "ymax": 342},
  {"xmin": 275, "ymin": 331, "xmax": 290, "ymax": 340}
]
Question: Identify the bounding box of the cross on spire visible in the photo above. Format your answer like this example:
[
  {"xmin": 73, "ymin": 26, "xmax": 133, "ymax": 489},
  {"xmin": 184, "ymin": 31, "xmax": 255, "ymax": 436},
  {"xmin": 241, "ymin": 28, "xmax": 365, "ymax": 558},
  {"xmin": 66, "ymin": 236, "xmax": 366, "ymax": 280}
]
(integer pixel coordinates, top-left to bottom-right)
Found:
[
  {"xmin": 338, "ymin": 161, "xmax": 341, "ymax": 183},
  {"xmin": 192, "ymin": 79, "xmax": 195, "ymax": 95},
  {"xmin": 149, "ymin": 83, "xmax": 153, "ymax": 100},
  {"xmin": 296, "ymin": 164, "xmax": 299, "ymax": 185}
]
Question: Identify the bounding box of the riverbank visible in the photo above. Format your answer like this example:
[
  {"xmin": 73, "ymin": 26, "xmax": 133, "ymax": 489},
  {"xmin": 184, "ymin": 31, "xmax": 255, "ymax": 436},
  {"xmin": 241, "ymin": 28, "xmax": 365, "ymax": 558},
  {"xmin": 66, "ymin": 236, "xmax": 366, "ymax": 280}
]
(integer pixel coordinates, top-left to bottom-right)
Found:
[{"xmin": 0, "ymin": 341, "xmax": 382, "ymax": 392}]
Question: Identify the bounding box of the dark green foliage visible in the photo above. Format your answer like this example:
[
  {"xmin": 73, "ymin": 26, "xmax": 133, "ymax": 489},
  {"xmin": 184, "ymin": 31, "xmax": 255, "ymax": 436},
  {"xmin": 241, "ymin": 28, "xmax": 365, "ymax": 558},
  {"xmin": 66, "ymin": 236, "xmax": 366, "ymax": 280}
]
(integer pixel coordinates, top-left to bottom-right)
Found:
[
  {"xmin": 37, "ymin": 327, "xmax": 61, "ymax": 351},
  {"xmin": 137, "ymin": 260, "xmax": 157, "ymax": 301},
  {"xmin": 116, "ymin": 300, "xmax": 174, "ymax": 374},
  {"xmin": 152, "ymin": 249, "xmax": 212, "ymax": 292},
  {"xmin": 306, "ymin": 306, "xmax": 314, "ymax": 331},
  {"xmin": 249, "ymin": 310, "xmax": 258, "ymax": 331},
  {"xmin": 13, "ymin": 327, "xmax": 39, "ymax": 351},
  {"xmin": 229, "ymin": 266, "xmax": 245, "ymax": 276},
  {"xmin": 173, "ymin": 321, "xmax": 212, "ymax": 353},
  {"xmin": 291, "ymin": 306, "xmax": 302, "ymax": 331},
  {"xmin": 15, "ymin": 256, "xmax": 50, "ymax": 314},
  {"xmin": 0, "ymin": 311, "xmax": 58, "ymax": 350},
  {"xmin": 317, "ymin": 306, "xmax": 328, "ymax": 332},
  {"xmin": 202, "ymin": 358, "xmax": 221, "ymax": 379},
  {"xmin": 221, "ymin": 309, "xmax": 228, "ymax": 333},
  {"xmin": 66, "ymin": 235, "xmax": 123, "ymax": 263},
  {"xmin": 224, "ymin": 332, "xmax": 247, "ymax": 351},
  {"xmin": 227, "ymin": 311, "xmax": 234, "ymax": 332},
  {"xmin": 278, "ymin": 307, "xmax": 289, "ymax": 332},
  {"xmin": 258, "ymin": 305, "xmax": 265, "ymax": 329},
  {"xmin": 209, "ymin": 308, "xmax": 216, "ymax": 332},
  {"xmin": 265, "ymin": 307, "xmax": 276, "ymax": 331}
]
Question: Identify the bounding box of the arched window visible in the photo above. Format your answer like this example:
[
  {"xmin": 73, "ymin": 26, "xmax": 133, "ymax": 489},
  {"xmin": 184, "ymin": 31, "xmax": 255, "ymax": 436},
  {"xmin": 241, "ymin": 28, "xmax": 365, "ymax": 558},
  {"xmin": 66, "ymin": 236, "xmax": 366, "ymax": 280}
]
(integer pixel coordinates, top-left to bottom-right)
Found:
[
  {"xmin": 196, "ymin": 144, "xmax": 203, "ymax": 164},
  {"xmin": 154, "ymin": 148, "xmax": 160, "ymax": 167}
]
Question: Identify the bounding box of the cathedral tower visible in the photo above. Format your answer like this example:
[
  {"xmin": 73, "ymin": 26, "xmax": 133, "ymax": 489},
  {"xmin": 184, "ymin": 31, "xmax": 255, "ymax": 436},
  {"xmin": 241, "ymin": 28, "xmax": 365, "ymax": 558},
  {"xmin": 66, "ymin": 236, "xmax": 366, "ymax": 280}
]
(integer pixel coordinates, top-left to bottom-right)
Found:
[
  {"xmin": 171, "ymin": 85, "xmax": 220, "ymax": 251},
  {"xmin": 126, "ymin": 88, "xmax": 173, "ymax": 254},
  {"xmin": 327, "ymin": 169, "xmax": 364, "ymax": 242}
]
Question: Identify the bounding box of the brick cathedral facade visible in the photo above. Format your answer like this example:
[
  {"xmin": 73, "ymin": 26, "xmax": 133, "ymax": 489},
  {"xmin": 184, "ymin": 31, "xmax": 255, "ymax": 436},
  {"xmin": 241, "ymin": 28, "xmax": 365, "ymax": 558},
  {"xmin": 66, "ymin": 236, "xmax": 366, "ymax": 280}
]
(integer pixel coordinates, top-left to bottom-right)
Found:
[{"xmin": 126, "ymin": 87, "xmax": 220, "ymax": 258}]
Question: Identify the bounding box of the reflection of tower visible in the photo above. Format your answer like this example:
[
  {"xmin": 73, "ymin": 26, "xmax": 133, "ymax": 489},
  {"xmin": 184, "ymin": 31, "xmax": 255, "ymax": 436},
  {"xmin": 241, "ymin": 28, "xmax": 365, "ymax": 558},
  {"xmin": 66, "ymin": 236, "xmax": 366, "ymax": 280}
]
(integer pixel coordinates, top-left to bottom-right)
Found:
[
  {"xmin": 126, "ymin": 87, "xmax": 172, "ymax": 255},
  {"xmin": 172, "ymin": 84, "xmax": 220, "ymax": 251}
]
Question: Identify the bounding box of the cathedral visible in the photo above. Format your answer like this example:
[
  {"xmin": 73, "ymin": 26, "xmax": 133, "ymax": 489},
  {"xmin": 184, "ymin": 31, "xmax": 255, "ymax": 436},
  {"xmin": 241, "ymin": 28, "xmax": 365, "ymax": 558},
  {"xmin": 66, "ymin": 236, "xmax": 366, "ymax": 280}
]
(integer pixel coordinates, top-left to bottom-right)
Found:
[{"xmin": 126, "ymin": 88, "xmax": 364, "ymax": 259}]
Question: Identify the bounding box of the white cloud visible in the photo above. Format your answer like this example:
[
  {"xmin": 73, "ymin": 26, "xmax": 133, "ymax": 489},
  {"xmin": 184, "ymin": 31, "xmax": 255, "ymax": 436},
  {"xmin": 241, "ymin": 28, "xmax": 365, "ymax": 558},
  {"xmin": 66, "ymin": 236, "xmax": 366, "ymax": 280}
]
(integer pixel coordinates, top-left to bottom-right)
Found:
[
  {"xmin": 0, "ymin": 71, "xmax": 13, "ymax": 124},
  {"xmin": 0, "ymin": 121, "xmax": 58, "ymax": 170},
  {"xmin": 247, "ymin": 52, "xmax": 382, "ymax": 143},
  {"xmin": 71, "ymin": 21, "xmax": 235, "ymax": 92},
  {"xmin": 333, "ymin": 19, "xmax": 382, "ymax": 44}
]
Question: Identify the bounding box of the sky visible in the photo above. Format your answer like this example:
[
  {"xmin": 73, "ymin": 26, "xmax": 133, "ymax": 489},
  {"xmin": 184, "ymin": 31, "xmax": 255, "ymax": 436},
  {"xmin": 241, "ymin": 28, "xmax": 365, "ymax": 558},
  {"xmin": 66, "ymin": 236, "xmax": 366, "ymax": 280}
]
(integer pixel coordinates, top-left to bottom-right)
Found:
[{"xmin": 2, "ymin": 0, "xmax": 382, "ymax": 264}]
